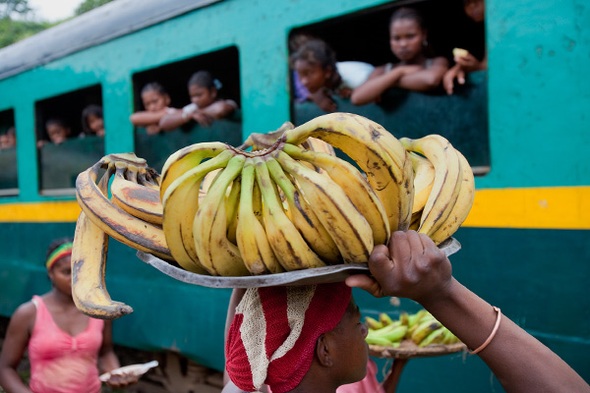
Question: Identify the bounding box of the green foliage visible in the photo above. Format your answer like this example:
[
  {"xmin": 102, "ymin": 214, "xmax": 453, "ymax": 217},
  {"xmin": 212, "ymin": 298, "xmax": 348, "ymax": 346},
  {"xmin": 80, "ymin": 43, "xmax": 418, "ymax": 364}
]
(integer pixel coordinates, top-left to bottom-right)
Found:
[
  {"xmin": 0, "ymin": 17, "xmax": 50, "ymax": 48},
  {"xmin": 75, "ymin": 0, "xmax": 114, "ymax": 16},
  {"xmin": 0, "ymin": 0, "xmax": 31, "ymax": 19}
]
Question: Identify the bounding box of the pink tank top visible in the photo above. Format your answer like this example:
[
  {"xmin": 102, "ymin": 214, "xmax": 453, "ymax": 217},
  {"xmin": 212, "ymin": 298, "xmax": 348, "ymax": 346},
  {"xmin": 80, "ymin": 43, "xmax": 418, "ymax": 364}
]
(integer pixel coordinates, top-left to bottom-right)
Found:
[{"xmin": 28, "ymin": 295, "xmax": 104, "ymax": 393}]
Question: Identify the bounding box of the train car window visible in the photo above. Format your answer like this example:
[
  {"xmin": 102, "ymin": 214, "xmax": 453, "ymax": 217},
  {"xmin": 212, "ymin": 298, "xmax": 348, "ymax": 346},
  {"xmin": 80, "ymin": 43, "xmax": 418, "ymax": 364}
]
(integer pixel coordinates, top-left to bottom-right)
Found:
[
  {"xmin": 289, "ymin": 0, "xmax": 490, "ymax": 174},
  {"xmin": 131, "ymin": 45, "xmax": 242, "ymax": 172},
  {"xmin": 0, "ymin": 109, "xmax": 18, "ymax": 196},
  {"xmin": 35, "ymin": 85, "xmax": 105, "ymax": 194}
]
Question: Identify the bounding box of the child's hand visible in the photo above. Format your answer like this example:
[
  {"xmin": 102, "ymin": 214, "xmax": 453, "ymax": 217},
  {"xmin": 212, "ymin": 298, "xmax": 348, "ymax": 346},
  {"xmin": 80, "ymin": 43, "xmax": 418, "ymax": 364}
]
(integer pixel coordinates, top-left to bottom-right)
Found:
[
  {"xmin": 193, "ymin": 112, "xmax": 214, "ymax": 127},
  {"xmin": 310, "ymin": 89, "xmax": 337, "ymax": 112},
  {"xmin": 145, "ymin": 124, "xmax": 162, "ymax": 135},
  {"xmin": 443, "ymin": 65, "xmax": 466, "ymax": 95},
  {"xmin": 454, "ymin": 51, "xmax": 482, "ymax": 72}
]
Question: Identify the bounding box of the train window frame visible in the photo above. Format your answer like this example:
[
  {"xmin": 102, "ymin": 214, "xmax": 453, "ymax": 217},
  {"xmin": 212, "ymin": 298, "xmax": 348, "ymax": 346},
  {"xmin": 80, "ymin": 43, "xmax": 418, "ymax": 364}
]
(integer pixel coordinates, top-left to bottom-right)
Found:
[
  {"xmin": 130, "ymin": 45, "xmax": 243, "ymax": 172},
  {"xmin": 35, "ymin": 84, "xmax": 105, "ymax": 195},
  {"xmin": 288, "ymin": 0, "xmax": 490, "ymax": 175},
  {"xmin": 0, "ymin": 108, "xmax": 18, "ymax": 197}
]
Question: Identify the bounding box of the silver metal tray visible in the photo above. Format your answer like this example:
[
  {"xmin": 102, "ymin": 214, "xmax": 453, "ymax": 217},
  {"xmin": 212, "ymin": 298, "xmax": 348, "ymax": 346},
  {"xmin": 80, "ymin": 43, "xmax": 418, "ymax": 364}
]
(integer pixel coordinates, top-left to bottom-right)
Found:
[{"xmin": 136, "ymin": 237, "xmax": 461, "ymax": 288}]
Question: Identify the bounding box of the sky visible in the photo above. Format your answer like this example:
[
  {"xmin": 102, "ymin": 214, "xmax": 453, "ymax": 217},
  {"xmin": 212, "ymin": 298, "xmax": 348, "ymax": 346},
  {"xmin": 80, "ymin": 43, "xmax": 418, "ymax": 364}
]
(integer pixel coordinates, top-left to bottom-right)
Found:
[{"xmin": 28, "ymin": 0, "xmax": 83, "ymax": 22}]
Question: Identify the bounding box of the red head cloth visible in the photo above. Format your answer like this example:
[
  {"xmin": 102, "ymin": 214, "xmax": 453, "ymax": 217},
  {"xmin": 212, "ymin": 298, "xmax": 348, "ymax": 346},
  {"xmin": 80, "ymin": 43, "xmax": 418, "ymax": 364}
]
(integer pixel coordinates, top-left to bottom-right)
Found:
[{"xmin": 225, "ymin": 282, "xmax": 352, "ymax": 393}]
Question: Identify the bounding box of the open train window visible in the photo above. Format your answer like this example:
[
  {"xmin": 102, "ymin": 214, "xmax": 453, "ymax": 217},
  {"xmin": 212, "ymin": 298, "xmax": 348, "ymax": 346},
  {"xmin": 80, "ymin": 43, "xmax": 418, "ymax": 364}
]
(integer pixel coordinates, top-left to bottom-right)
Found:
[
  {"xmin": 0, "ymin": 109, "xmax": 18, "ymax": 196},
  {"xmin": 289, "ymin": 0, "xmax": 489, "ymax": 174},
  {"xmin": 131, "ymin": 46, "xmax": 243, "ymax": 172},
  {"xmin": 35, "ymin": 85, "xmax": 105, "ymax": 194}
]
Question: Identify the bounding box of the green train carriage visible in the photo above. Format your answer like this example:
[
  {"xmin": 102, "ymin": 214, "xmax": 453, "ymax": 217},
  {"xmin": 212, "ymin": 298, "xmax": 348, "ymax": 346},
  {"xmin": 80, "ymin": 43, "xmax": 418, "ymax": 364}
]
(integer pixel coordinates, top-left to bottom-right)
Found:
[{"xmin": 0, "ymin": 0, "xmax": 588, "ymax": 391}]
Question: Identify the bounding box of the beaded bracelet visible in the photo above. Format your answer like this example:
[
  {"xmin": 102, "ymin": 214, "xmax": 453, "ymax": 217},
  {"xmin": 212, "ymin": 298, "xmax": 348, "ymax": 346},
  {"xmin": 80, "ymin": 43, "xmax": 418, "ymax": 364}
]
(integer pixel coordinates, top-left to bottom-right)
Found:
[{"xmin": 470, "ymin": 306, "xmax": 502, "ymax": 355}]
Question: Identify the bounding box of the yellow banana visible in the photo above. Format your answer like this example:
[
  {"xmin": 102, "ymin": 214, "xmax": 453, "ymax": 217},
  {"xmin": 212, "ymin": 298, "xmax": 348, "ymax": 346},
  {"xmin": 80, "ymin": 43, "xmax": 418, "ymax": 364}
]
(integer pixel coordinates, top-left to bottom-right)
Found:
[
  {"xmin": 162, "ymin": 149, "xmax": 236, "ymax": 273},
  {"xmin": 193, "ymin": 154, "xmax": 249, "ymax": 276},
  {"xmin": 410, "ymin": 317, "xmax": 442, "ymax": 345},
  {"xmin": 160, "ymin": 141, "xmax": 231, "ymax": 197},
  {"xmin": 276, "ymin": 151, "xmax": 373, "ymax": 264},
  {"xmin": 430, "ymin": 149, "xmax": 475, "ymax": 244},
  {"xmin": 365, "ymin": 316, "xmax": 384, "ymax": 330},
  {"xmin": 419, "ymin": 327, "xmax": 447, "ymax": 347},
  {"xmin": 379, "ymin": 312, "xmax": 395, "ymax": 327},
  {"xmin": 225, "ymin": 177, "xmax": 241, "ymax": 244},
  {"xmin": 71, "ymin": 211, "xmax": 134, "ymax": 319},
  {"xmin": 408, "ymin": 151, "xmax": 435, "ymax": 214},
  {"xmin": 265, "ymin": 156, "xmax": 340, "ymax": 264},
  {"xmin": 110, "ymin": 162, "xmax": 163, "ymax": 225},
  {"xmin": 136, "ymin": 165, "xmax": 161, "ymax": 192},
  {"xmin": 365, "ymin": 336, "xmax": 393, "ymax": 347},
  {"xmin": 254, "ymin": 156, "xmax": 326, "ymax": 271},
  {"xmin": 400, "ymin": 135, "xmax": 462, "ymax": 242},
  {"xmin": 283, "ymin": 143, "xmax": 390, "ymax": 246},
  {"xmin": 76, "ymin": 159, "xmax": 172, "ymax": 261},
  {"xmin": 235, "ymin": 159, "xmax": 282, "ymax": 274},
  {"xmin": 301, "ymin": 136, "xmax": 336, "ymax": 155},
  {"xmin": 284, "ymin": 112, "xmax": 410, "ymax": 232}
]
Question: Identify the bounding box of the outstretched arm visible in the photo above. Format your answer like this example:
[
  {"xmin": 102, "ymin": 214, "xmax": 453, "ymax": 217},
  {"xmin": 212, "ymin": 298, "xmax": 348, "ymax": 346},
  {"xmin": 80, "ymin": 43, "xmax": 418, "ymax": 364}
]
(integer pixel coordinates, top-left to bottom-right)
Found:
[
  {"xmin": 396, "ymin": 57, "xmax": 449, "ymax": 91},
  {"xmin": 346, "ymin": 231, "xmax": 590, "ymax": 393}
]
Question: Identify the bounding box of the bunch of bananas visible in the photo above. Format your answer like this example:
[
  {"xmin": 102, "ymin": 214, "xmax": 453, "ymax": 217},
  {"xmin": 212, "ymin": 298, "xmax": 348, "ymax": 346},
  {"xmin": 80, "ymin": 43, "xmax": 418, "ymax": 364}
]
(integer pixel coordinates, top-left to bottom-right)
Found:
[
  {"xmin": 72, "ymin": 152, "xmax": 171, "ymax": 319},
  {"xmin": 402, "ymin": 135, "xmax": 475, "ymax": 245},
  {"xmin": 159, "ymin": 112, "xmax": 415, "ymax": 275},
  {"xmin": 71, "ymin": 112, "xmax": 475, "ymax": 319},
  {"xmin": 365, "ymin": 310, "xmax": 461, "ymax": 348}
]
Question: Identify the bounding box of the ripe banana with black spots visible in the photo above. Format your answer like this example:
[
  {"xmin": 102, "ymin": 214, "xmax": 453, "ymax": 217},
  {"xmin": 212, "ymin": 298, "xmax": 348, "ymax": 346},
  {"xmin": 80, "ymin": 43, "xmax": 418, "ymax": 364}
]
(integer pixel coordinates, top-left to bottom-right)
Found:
[
  {"xmin": 429, "ymin": 149, "xmax": 475, "ymax": 245},
  {"xmin": 276, "ymin": 150, "xmax": 373, "ymax": 263},
  {"xmin": 110, "ymin": 162, "xmax": 163, "ymax": 225},
  {"xmin": 284, "ymin": 112, "xmax": 412, "ymax": 232},
  {"xmin": 193, "ymin": 154, "xmax": 250, "ymax": 276},
  {"xmin": 254, "ymin": 156, "xmax": 326, "ymax": 271},
  {"xmin": 160, "ymin": 141, "xmax": 231, "ymax": 196},
  {"xmin": 236, "ymin": 159, "xmax": 282, "ymax": 274},
  {"xmin": 265, "ymin": 157, "xmax": 340, "ymax": 264},
  {"xmin": 400, "ymin": 135, "xmax": 462, "ymax": 244},
  {"xmin": 408, "ymin": 151, "xmax": 435, "ymax": 214},
  {"xmin": 161, "ymin": 149, "xmax": 235, "ymax": 273},
  {"xmin": 76, "ymin": 157, "xmax": 172, "ymax": 261},
  {"xmin": 282, "ymin": 143, "xmax": 390, "ymax": 246}
]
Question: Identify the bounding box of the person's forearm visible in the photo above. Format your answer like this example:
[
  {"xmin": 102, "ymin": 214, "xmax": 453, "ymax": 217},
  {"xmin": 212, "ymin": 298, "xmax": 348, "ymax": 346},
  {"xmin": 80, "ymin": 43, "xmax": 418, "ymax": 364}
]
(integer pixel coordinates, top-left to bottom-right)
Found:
[
  {"xmin": 159, "ymin": 112, "xmax": 188, "ymax": 131},
  {"xmin": 350, "ymin": 70, "xmax": 401, "ymax": 105},
  {"xmin": 0, "ymin": 369, "xmax": 32, "ymax": 393},
  {"xmin": 397, "ymin": 69, "xmax": 443, "ymax": 91},
  {"xmin": 421, "ymin": 279, "xmax": 590, "ymax": 393},
  {"xmin": 130, "ymin": 111, "xmax": 164, "ymax": 126}
]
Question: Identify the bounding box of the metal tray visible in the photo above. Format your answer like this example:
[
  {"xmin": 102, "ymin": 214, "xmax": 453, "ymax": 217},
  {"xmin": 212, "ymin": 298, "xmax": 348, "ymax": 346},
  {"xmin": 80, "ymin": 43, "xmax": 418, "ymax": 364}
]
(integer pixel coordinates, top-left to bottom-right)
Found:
[{"xmin": 136, "ymin": 237, "xmax": 461, "ymax": 288}]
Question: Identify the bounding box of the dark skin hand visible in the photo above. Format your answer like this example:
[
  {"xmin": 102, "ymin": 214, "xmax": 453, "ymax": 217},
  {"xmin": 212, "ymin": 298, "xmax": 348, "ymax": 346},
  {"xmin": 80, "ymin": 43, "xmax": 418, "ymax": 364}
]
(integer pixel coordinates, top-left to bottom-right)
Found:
[{"xmin": 346, "ymin": 231, "xmax": 590, "ymax": 393}]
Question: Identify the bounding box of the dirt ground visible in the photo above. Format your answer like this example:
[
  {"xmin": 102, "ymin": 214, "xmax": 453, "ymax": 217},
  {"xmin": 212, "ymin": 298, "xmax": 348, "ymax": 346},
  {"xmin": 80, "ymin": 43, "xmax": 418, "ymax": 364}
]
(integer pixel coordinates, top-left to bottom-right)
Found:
[{"xmin": 0, "ymin": 316, "xmax": 223, "ymax": 393}]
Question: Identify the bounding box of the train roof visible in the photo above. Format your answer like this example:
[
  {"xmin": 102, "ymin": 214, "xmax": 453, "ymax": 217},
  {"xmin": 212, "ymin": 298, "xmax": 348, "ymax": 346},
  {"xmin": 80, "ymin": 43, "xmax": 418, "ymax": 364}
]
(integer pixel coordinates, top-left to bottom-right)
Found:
[{"xmin": 0, "ymin": 0, "xmax": 221, "ymax": 81}]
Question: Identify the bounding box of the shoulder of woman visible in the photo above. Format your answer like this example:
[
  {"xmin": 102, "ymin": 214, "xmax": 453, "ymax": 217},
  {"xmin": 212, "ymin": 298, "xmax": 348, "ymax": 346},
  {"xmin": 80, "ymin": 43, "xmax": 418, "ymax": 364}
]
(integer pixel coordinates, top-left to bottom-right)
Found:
[{"xmin": 10, "ymin": 300, "xmax": 37, "ymax": 325}]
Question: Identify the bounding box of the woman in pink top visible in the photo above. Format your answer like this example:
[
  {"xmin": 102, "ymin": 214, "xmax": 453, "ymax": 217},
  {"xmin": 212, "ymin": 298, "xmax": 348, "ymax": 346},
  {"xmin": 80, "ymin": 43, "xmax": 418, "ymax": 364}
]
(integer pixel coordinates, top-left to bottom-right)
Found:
[{"xmin": 0, "ymin": 238, "xmax": 138, "ymax": 392}]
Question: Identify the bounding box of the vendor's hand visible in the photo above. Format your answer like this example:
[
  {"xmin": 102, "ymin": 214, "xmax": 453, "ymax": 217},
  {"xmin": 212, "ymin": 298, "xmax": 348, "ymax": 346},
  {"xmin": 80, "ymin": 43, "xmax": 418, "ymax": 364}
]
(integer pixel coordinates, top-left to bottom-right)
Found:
[
  {"xmin": 105, "ymin": 371, "xmax": 140, "ymax": 388},
  {"xmin": 455, "ymin": 51, "xmax": 482, "ymax": 72},
  {"xmin": 345, "ymin": 231, "xmax": 453, "ymax": 304}
]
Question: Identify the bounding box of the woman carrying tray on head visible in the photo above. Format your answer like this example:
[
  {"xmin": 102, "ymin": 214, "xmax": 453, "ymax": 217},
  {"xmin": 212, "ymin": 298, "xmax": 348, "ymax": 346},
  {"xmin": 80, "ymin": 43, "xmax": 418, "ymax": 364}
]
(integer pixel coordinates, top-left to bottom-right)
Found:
[{"xmin": 222, "ymin": 231, "xmax": 589, "ymax": 393}]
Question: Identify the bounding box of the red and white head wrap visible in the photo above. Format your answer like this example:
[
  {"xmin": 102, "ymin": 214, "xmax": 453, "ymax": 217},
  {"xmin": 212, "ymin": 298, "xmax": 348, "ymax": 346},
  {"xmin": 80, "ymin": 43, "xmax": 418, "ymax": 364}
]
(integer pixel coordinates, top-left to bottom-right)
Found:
[{"xmin": 225, "ymin": 282, "xmax": 352, "ymax": 393}]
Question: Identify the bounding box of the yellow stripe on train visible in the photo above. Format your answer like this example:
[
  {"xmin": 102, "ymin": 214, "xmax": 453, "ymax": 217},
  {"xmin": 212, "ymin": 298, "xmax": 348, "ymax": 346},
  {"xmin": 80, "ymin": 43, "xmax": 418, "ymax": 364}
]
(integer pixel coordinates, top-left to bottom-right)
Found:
[
  {"xmin": 0, "ymin": 186, "xmax": 588, "ymax": 229},
  {"xmin": 464, "ymin": 186, "xmax": 590, "ymax": 229},
  {"xmin": 0, "ymin": 201, "xmax": 81, "ymax": 222}
]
